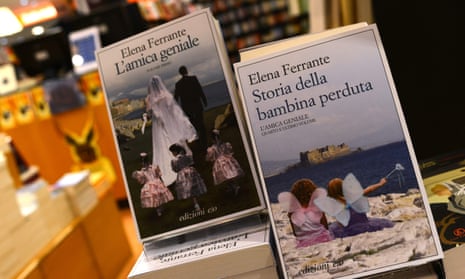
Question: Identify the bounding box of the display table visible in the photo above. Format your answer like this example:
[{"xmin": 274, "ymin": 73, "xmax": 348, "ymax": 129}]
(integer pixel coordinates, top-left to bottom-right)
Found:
[{"xmin": 13, "ymin": 176, "xmax": 132, "ymax": 279}]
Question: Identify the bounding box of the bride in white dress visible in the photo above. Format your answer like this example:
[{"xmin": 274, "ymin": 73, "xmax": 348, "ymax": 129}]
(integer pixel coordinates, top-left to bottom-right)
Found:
[{"xmin": 145, "ymin": 75, "xmax": 198, "ymax": 186}]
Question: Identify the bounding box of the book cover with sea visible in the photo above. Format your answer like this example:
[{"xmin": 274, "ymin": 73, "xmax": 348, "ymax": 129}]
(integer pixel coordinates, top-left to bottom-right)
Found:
[
  {"xmin": 96, "ymin": 9, "xmax": 264, "ymax": 242},
  {"xmin": 234, "ymin": 24, "xmax": 443, "ymax": 279}
]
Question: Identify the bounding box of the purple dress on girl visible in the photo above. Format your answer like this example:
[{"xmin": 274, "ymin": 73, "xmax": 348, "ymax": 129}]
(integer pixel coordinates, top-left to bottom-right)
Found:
[{"xmin": 329, "ymin": 208, "xmax": 394, "ymax": 238}]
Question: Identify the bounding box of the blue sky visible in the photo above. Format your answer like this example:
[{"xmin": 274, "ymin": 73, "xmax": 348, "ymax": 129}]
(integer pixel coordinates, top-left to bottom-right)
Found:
[{"xmin": 236, "ymin": 27, "xmax": 406, "ymax": 164}]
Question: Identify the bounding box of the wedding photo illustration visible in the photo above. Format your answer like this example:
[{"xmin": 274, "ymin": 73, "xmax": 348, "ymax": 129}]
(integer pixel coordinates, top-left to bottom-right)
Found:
[{"xmin": 96, "ymin": 10, "xmax": 264, "ymax": 242}]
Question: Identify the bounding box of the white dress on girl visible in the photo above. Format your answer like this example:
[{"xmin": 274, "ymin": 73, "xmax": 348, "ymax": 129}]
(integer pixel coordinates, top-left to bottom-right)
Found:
[{"xmin": 145, "ymin": 75, "xmax": 197, "ymax": 185}]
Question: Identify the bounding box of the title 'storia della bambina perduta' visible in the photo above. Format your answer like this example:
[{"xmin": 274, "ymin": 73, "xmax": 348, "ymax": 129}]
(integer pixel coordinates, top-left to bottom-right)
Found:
[{"xmin": 252, "ymin": 70, "xmax": 374, "ymax": 121}]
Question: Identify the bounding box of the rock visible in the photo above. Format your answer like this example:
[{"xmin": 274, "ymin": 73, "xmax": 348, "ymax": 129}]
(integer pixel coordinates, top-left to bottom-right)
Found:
[{"xmin": 270, "ymin": 191, "xmax": 438, "ymax": 278}]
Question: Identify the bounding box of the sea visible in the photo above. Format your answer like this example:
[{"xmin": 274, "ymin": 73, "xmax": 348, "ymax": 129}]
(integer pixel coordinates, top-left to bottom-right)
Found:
[
  {"xmin": 122, "ymin": 80, "xmax": 230, "ymax": 120},
  {"xmin": 264, "ymin": 141, "xmax": 420, "ymax": 203}
]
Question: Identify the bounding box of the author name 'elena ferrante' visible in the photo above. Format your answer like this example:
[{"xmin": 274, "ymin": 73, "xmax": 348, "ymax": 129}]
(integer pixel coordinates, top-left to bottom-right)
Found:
[{"xmin": 247, "ymin": 56, "xmax": 331, "ymax": 85}]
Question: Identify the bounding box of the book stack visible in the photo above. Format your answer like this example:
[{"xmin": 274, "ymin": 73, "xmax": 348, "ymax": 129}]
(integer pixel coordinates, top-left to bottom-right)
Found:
[
  {"xmin": 0, "ymin": 167, "xmax": 78, "ymax": 278},
  {"xmin": 129, "ymin": 220, "xmax": 278, "ymax": 279},
  {"xmin": 17, "ymin": 176, "xmax": 75, "ymax": 239},
  {"xmin": 0, "ymin": 137, "xmax": 51, "ymax": 278},
  {"xmin": 6, "ymin": 206, "xmax": 53, "ymax": 278},
  {"xmin": 0, "ymin": 152, "xmax": 23, "ymax": 234},
  {"xmin": 0, "ymin": 152, "xmax": 25, "ymax": 279},
  {"xmin": 0, "ymin": 138, "xmax": 74, "ymax": 278},
  {"xmin": 96, "ymin": 8, "xmax": 271, "ymax": 279},
  {"xmin": 36, "ymin": 187, "xmax": 74, "ymax": 240},
  {"xmin": 16, "ymin": 178, "xmax": 50, "ymax": 216},
  {"xmin": 0, "ymin": 162, "xmax": 51, "ymax": 278},
  {"xmin": 42, "ymin": 189, "xmax": 76, "ymax": 236},
  {"xmin": 54, "ymin": 170, "xmax": 98, "ymax": 217},
  {"xmin": 3, "ymin": 174, "xmax": 96, "ymax": 279}
]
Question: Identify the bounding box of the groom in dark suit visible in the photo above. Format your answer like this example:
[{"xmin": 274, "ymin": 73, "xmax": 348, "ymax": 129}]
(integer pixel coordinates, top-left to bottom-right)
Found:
[{"xmin": 174, "ymin": 65, "xmax": 208, "ymax": 151}]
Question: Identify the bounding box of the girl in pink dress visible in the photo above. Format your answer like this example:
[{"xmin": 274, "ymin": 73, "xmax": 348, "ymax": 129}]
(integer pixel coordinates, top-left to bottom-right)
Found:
[
  {"xmin": 132, "ymin": 164, "xmax": 174, "ymax": 216},
  {"xmin": 278, "ymin": 179, "xmax": 334, "ymax": 248},
  {"xmin": 206, "ymin": 129, "xmax": 244, "ymax": 195}
]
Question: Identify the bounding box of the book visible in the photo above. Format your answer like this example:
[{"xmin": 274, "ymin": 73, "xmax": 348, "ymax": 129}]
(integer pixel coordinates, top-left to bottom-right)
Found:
[
  {"xmin": 423, "ymin": 168, "xmax": 465, "ymax": 251},
  {"xmin": 16, "ymin": 178, "xmax": 50, "ymax": 216},
  {"xmin": 443, "ymin": 243, "xmax": 465, "ymax": 278},
  {"xmin": 128, "ymin": 221, "xmax": 277, "ymax": 279},
  {"xmin": 53, "ymin": 170, "xmax": 97, "ymax": 216},
  {"xmin": 234, "ymin": 23, "xmax": 443, "ymax": 279},
  {"xmin": 0, "ymin": 152, "xmax": 24, "ymax": 237},
  {"xmin": 95, "ymin": 8, "xmax": 265, "ymax": 243}
]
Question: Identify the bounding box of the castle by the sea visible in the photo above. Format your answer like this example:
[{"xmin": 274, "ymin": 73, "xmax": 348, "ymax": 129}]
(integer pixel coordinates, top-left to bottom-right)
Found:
[{"xmin": 300, "ymin": 143, "xmax": 357, "ymax": 165}]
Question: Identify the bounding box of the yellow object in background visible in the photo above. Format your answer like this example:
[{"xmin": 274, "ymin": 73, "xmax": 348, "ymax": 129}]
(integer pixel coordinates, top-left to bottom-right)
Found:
[
  {"xmin": 0, "ymin": 95, "xmax": 16, "ymax": 130},
  {"xmin": 55, "ymin": 115, "xmax": 116, "ymax": 185},
  {"xmin": 31, "ymin": 86, "xmax": 51, "ymax": 120},
  {"xmin": 11, "ymin": 91, "xmax": 35, "ymax": 125},
  {"xmin": 79, "ymin": 71, "xmax": 104, "ymax": 106}
]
